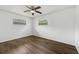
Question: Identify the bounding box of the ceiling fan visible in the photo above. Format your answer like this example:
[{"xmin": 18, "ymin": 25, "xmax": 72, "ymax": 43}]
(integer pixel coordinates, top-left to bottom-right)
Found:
[{"xmin": 24, "ymin": 6, "xmax": 42, "ymax": 15}]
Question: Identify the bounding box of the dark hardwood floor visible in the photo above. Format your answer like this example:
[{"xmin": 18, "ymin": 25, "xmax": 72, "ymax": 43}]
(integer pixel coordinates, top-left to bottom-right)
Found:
[{"xmin": 0, "ymin": 35, "xmax": 78, "ymax": 54}]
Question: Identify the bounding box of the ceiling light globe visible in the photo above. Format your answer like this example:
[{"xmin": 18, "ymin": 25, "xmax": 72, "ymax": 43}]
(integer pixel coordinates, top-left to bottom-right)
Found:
[{"xmin": 31, "ymin": 10, "xmax": 35, "ymax": 13}]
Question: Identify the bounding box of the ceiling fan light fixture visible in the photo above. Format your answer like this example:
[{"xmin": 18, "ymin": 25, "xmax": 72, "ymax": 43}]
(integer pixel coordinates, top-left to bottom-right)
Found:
[
  {"xmin": 30, "ymin": 10, "xmax": 35, "ymax": 13},
  {"xmin": 24, "ymin": 6, "xmax": 42, "ymax": 15}
]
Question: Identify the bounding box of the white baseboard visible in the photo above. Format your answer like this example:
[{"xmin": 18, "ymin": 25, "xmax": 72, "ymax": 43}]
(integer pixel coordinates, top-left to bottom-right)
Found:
[
  {"xmin": 33, "ymin": 34, "xmax": 75, "ymax": 46},
  {"xmin": 0, "ymin": 34, "xmax": 32, "ymax": 43}
]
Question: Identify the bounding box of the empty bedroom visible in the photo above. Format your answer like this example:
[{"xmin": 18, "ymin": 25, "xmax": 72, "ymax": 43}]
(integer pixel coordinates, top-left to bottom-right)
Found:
[{"xmin": 0, "ymin": 5, "xmax": 78, "ymax": 54}]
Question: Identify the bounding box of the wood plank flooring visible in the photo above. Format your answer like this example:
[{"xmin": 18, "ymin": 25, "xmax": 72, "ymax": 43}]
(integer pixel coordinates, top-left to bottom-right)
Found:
[{"xmin": 0, "ymin": 35, "xmax": 78, "ymax": 54}]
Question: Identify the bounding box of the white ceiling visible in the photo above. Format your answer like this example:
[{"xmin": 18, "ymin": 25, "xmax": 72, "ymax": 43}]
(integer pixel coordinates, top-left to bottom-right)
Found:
[{"xmin": 0, "ymin": 5, "xmax": 74, "ymax": 18}]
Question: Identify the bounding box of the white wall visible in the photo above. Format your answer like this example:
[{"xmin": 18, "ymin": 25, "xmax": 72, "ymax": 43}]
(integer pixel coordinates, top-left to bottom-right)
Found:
[
  {"xmin": 0, "ymin": 9, "xmax": 32, "ymax": 42},
  {"xmin": 75, "ymin": 6, "xmax": 79, "ymax": 52},
  {"xmin": 33, "ymin": 7, "xmax": 75, "ymax": 45},
  {"xmin": 0, "ymin": 6, "xmax": 77, "ymax": 49}
]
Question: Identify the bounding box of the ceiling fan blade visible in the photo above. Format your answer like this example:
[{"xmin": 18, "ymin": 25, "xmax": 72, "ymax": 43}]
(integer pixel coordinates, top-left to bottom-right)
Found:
[
  {"xmin": 24, "ymin": 10, "xmax": 31, "ymax": 12},
  {"xmin": 25, "ymin": 6, "xmax": 32, "ymax": 9},
  {"xmin": 32, "ymin": 13, "xmax": 34, "ymax": 15},
  {"xmin": 35, "ymin": 11, "xmax": 42, "ymax": 14},
  {"xmin": 31, "ymin": 6, "xmax": 35, "ymax": 10},
  {"xmin": 35, "ymin": 6, "xmax": 41, "ymax": 10}
]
